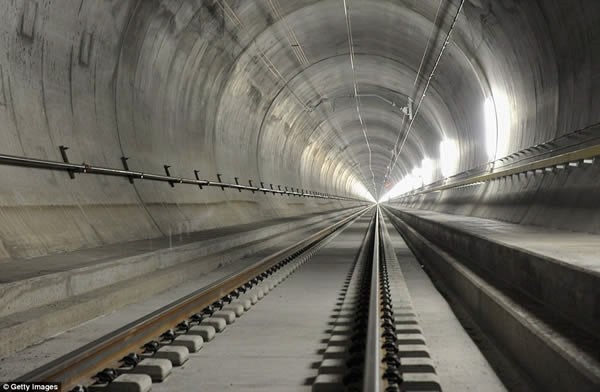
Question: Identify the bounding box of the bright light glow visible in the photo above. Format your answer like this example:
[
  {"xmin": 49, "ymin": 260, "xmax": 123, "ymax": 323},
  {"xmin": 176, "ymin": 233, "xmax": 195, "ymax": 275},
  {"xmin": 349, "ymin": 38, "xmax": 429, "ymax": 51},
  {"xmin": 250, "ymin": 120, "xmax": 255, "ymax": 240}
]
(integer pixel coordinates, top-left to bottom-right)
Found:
[
  {"xmin": 411, "ymin": 167, "xmax": 423, "ymax": 188},
  {"xmin": 485, "ymin": 92, "xmax": 511, "ymax": 160},
  {"xmin": 379, "ymin": 174, "xmax": 417, "ymax": 202},
  {"xmin": 494, "ymin": 92, "xmax": 511, "ymax": 159},
  {"xmin": 484, "ymin": 97, "xmax": 498, "ymax": 160},
  {"xmin": 439, "ymin": 139, "xmax": 459, "ymax": 177},
  {"xmin": 379, "ymin": 158, "xmax": 432, "ymax": 202},
  {"xmin": 420, "ymin": 158, "xmax": 434, "ymax": 185},
  {"xmin": 351, "ymin": 180, "xmax": 376, "ymax": 202}
]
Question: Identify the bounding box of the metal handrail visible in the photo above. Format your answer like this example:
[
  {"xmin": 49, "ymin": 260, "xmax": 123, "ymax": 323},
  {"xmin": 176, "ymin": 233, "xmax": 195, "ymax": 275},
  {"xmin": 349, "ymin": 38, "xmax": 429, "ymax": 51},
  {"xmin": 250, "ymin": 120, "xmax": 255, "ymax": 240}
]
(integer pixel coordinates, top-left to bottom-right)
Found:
[
  {"xmin": 363, "ymin": 206, "xmax": 381, "ymax": 391},
  {"xmin": 391, "ymin": 143, "xmax": 600, "ymax": 199},
  {"xmin": 0, "ymin": 152, "xmax": 365, "ymax": 202}
]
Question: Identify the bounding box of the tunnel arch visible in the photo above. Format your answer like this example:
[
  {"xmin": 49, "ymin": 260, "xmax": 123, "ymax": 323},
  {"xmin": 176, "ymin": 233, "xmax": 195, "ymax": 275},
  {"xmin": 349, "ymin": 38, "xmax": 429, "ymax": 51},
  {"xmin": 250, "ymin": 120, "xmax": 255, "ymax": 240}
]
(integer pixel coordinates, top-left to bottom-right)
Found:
[{"xmin": 0, "ymin": 0, "xmax": 598, "ymax": 260}]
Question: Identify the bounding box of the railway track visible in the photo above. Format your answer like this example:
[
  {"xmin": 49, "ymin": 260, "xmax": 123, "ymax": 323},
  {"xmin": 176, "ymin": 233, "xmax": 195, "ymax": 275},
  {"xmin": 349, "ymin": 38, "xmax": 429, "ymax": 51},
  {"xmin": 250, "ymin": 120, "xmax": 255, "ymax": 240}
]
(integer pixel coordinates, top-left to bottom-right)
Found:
[
  {"xmin": 23, "ymin": 203, "xmax": 582, "ymax": 392},
  {"xmin": 383, "ymin": 206, "xmax": 600, "ymax": 392},
  {"xmin": 7, "ymin": 206, "xmax": 598, "ymax": 391},
  {"xmin": 15, "ymin": 207, "xmax": 370, "ymax": 392},
  {"xmin": 13, "ymin": 206, "xmax": 445, "ymax": 392},
  {"xmin": 312, "ymin": 208, "xmax": 441, "ymax": 392}
]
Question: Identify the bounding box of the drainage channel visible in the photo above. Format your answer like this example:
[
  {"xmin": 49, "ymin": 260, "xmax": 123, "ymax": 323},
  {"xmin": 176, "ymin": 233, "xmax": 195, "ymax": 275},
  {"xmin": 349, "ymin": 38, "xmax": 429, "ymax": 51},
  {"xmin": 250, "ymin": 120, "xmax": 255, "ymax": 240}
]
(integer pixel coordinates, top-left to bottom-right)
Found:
[
  {"xmin": 313, "ymin": 207, "xmax": 442, "ymax": 391},
  {"xmin": 15, "ymin": 207, "xmax": 370, "ymax": 392}
]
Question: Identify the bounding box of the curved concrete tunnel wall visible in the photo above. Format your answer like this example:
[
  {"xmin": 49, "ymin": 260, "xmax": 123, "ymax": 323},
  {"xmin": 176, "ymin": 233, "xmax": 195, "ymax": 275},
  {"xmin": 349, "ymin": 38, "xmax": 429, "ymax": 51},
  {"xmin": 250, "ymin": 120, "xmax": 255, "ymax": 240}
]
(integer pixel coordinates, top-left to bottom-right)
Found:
[
  {"xmin": 0, "ymin": 0, "xmax": 365, "ymax": 260},
  {"xmin": 395, "ymin": 1, "xmax": 600, "ymax": 234},
  {"xmin": 0, "ymin": 0, "xmax": 599, "ymax": 259}
]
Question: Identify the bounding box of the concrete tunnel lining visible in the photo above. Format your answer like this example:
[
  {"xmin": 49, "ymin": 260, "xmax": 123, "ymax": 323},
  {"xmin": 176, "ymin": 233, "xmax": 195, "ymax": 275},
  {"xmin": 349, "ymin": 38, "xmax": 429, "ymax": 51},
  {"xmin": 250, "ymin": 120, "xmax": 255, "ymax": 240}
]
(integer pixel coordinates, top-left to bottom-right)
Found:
[
  {"xmin": 0, "ymin": 0, "xmax": 599, "ymax": 259},
  {"xmin": 0, "ymin": 2, "xmax": 600, "ymax": 390}
]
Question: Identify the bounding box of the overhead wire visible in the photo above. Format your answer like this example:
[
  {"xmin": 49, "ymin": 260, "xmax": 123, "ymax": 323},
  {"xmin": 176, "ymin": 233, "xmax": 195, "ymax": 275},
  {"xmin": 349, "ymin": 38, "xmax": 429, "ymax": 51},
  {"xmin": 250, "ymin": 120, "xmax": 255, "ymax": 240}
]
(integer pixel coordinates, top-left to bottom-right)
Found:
[
  {"xmin": 413, "ymin": 0, "xmax": 444, "ymax": 89},
  {"xmin": 217, "ymin": 0, "xmax": 370, "ymax": 194},
  {"xmin": 343, "ymin": 0, "xmax": 379, "ymax": 200},
  {"xmin": 383, "ymin": 0, "xmax": 465, "ymax": 190},
  {"xmin": 267, "ymin": 0, "xmax": 310, "ymax": 66},
  {"xmin": 265, "ymin": 0, "xmax": 370, "ymax": 188},
  {"xmin": 381, "ymin": 0, "xmax": 444, "ymax": 186}
]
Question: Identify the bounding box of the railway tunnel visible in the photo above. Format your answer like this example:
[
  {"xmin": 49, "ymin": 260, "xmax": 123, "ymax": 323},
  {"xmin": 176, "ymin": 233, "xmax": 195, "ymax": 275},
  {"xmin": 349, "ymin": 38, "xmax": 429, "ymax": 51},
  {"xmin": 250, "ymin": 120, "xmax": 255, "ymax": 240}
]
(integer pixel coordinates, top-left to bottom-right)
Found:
[{"xmin": 0, "ymin": 0, "xmax": 599, "ymax": 391}]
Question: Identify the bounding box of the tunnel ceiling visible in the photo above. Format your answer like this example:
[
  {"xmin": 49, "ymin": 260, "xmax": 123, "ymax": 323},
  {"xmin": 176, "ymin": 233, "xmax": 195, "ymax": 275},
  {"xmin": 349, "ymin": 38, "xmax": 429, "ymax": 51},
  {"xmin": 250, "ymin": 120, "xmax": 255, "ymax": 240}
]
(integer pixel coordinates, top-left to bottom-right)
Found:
[
  {"xmin": 154, "ymin": 0, "xmax": 596, "ymax": 202},
  {"xmin": 107, "ymin": 0, "xmax": 599, "ymax": 202},
  {"xmin": 0, "ymin": 0, "xmax": 598, "ymax": 258},
  {"xmin": 215, "ymin": 0, "xmax": 473, "ymax": 201}
]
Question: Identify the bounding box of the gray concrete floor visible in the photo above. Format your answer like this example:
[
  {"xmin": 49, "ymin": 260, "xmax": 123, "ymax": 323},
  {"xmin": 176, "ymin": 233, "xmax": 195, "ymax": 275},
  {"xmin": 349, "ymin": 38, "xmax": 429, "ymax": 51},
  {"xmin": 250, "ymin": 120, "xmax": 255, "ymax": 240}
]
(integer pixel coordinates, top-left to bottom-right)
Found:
[
  {"xmin": 399, "ymin": 209, "xmax": 600, "ymax": 272},
  {"xmin": 0, "ymin": 212, "xmax": 331, "ymax": 283},
  {"xmin": 2, "ymin": 215, "xmax": 508, "ymax": 391},
  {"xmin": 0, "ymin": 236, "xmax": 310, "ymax": 380},
  {"xmin": 387, "ymin": 223, "xmax": 507, "ymax": 392},
  {"xmin": 151, "ymin": 217, "xmax": 371, "ymax": 392}
]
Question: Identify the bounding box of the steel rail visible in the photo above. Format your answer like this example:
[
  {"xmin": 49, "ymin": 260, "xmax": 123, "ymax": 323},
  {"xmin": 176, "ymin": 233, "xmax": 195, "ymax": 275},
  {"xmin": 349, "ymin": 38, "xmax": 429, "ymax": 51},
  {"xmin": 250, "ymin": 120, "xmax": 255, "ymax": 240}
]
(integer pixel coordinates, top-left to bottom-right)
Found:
[
  {"xmin": 411, "ymin": 124, "xmax": 600, "ymax": 195},
  {"xmin": 363, "ymin": 206, "xmax": 382, "ymax": 391},
  {"xmin": 0, "ymin": 152, "xmax": 364, "ymax": 202},
  {"xmin": 17, "ymin": 206, "xmax": 370, "ymax": 391},
  {"xmin": 392, "ymin": 143, "xmax": 600, "ymax": 199}
]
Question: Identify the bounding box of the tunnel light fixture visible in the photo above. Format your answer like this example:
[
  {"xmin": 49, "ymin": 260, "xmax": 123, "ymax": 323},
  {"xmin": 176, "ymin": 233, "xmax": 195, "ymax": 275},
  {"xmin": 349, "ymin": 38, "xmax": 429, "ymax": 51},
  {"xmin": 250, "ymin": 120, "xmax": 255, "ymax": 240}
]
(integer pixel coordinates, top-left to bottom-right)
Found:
[
  {"xmin": 484, "ymin": 97, "xmax": 498, "ymax": 160},
  {"xmin": 439, "ymin": 139, "xmax": 459, "ymax": 178},
  {"xmin": 379, "ymin": 157, "xmax": 436, "ymax": 202},
  {"xmin": 379, "ymin": 170, "xmax": 423, "ymax": 202},
  {"xmin": 420, "ymin": 158, "xmax": 434, "ymax": 185}
]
